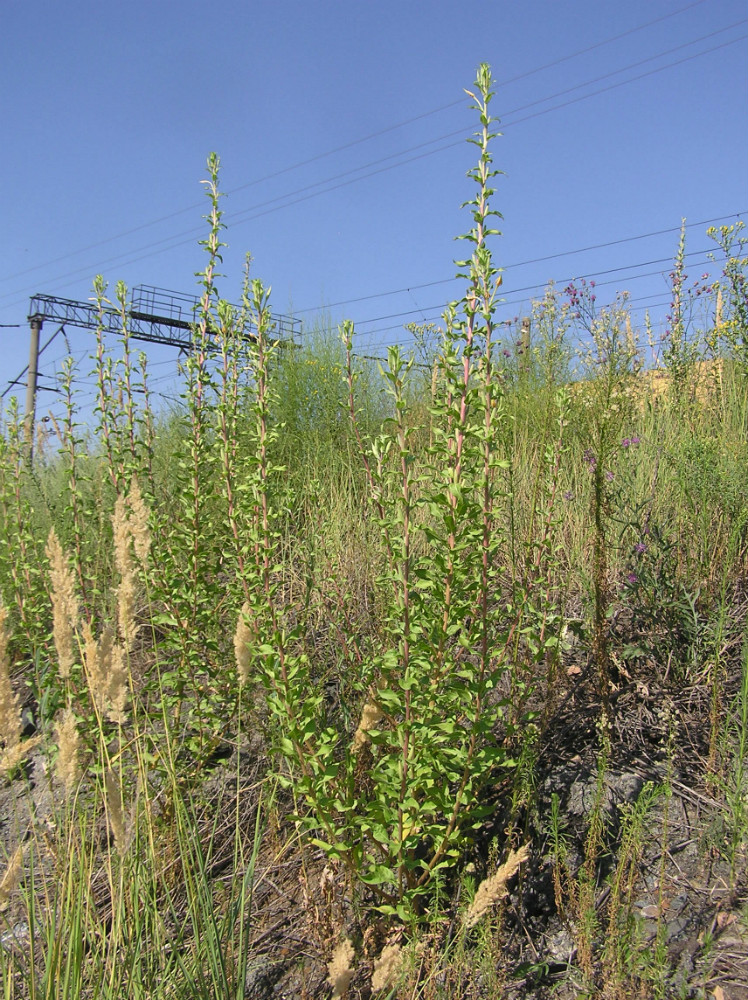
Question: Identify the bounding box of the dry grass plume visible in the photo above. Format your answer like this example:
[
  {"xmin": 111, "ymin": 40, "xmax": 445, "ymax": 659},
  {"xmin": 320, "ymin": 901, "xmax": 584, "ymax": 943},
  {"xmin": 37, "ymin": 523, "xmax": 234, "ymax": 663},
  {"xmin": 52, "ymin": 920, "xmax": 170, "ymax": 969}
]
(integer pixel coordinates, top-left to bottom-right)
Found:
[
  {"xmin": 327, "ymin": 937, "xmax": 355, "ymax": 998},
  {"xmin": 352, "ymin": 699, "xmax": 384, "ymax": 751},
  {"xmin": 113, "ymin": 496, "xmax": 138, "ymax": 652},
  {"xmin": 371, "ymin": 940, "xmax": 404, "ymax": 992},
  {"xmin": 234, "ymin": 602, "xmax": 254, "ymax": 687},
  {"xmin": 464, "ymin": 843, "xmax": 530, "ymax": 929},
  {"xmin": 55, "ymin": 706, "xmax": 81, "ymax": 792},
  {"xmin": 46, "ymin": 528, "xmax": 79, "ymax": 679},
  {"xmin": 0, "ymin": 844, "xmax": 24, "ymax": 912},
  {"xmin": 0, "ymin": 604, "xmax": 21, "ymax": 750}
]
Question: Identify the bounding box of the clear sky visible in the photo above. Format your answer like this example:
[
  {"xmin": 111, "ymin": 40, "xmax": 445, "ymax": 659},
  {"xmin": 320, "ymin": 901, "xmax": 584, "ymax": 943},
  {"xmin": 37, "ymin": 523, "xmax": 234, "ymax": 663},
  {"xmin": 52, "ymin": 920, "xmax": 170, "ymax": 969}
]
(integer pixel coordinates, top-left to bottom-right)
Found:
[{"xmin": 1, "ymin": 0, "xmax": 746, "ymax": 419}]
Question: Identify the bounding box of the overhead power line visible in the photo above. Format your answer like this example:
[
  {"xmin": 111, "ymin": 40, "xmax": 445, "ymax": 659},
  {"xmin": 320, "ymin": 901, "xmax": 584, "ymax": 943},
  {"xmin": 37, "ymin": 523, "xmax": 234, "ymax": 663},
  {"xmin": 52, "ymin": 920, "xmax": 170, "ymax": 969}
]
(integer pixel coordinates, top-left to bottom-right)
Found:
[
  {"xmin": 294, "ymin": 211, "xmax": 745, "ymax": 313},
  {"xmin": 350, "ymin": 246, "xmax": 719, "ymax": 345},
  {"xmin": 4, "ymin": 207, "xmax": 740, "ymax": 400},
  {"xmin": 335, "ymin": 245, "xmax": 732, "ymax": 329},
  {"xmin": 505, "ymin": 31, "xmax": 746, "ymax": 132},
  {"xmin": 1, "ymin": 19, "xmax": 743, "ymax": 313},
  {"xmin": 501, "ymin": 17, "xmax": 746, "ymax": 120},
  {"xmin": 0, "ymin": 0, "xmax": 711, "ymax": 290},
  {"xmin": 1, "ymin": 327, "xmax": 64, "ymax": 400}
]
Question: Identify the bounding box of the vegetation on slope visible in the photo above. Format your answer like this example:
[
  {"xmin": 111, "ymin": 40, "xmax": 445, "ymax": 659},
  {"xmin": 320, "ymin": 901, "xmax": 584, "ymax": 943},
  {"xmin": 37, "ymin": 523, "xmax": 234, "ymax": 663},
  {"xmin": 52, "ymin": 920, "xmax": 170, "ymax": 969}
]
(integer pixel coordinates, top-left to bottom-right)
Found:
[{"xmin": 0, "ymin": 65, "xmax": 747, "ymax": 998}]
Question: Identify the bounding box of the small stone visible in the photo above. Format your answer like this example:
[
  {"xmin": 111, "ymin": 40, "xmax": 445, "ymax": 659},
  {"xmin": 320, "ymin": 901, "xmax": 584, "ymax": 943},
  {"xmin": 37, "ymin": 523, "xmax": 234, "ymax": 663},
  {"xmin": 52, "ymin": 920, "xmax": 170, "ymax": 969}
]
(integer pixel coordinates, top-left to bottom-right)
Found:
[
  {"xmin": 545, "ymin": 927, "xmax": 574, "ymax": 963},
  {"xmin": 665, "ymin": 915, "xmax": 689, "ymax": 939}
]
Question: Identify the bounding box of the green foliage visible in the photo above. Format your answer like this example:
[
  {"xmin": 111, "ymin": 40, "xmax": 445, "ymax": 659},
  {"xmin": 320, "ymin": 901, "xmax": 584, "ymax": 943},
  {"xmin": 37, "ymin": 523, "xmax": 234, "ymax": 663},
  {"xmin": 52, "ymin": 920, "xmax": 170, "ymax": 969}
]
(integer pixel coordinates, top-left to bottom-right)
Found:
[
  {"xmin": 709, "ymin": 220, "xmax": 748, "ymax": 357},
  {"xmin": 242, "ymin": 64, "xmax": 518, "ymax": 922},
  {"xmin": 0, "ymin": 399, "xmax": 53, "ymax": 701},
  {"xmin": 1, "ymin": 61, "xmax": 748, "ymax": 997}
]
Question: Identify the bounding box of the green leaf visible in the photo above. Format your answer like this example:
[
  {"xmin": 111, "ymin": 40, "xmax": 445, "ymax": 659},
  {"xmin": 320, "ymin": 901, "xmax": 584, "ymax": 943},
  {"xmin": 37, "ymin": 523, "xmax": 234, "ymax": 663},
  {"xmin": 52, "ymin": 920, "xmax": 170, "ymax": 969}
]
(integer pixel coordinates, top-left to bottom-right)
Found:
[{"xmin": 360, "ymin": 864, "xmax": 397, "ymax": 886}]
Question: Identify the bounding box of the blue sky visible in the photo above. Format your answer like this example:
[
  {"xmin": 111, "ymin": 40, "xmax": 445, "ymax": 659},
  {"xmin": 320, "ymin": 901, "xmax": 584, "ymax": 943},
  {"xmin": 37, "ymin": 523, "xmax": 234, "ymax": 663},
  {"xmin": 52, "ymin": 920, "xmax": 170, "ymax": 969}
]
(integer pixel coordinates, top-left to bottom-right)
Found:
[{"xmin": 1, "ymin": 0, "xmax": 746, "ymax": 418}]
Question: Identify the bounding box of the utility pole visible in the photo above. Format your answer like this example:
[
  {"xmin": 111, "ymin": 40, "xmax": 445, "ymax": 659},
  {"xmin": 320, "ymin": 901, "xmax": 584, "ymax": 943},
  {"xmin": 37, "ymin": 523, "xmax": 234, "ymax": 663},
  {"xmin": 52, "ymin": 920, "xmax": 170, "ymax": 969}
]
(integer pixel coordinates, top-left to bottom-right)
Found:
[{"xmin": 24, "ymin": 315, "xmax": 42, "ymax": 462}]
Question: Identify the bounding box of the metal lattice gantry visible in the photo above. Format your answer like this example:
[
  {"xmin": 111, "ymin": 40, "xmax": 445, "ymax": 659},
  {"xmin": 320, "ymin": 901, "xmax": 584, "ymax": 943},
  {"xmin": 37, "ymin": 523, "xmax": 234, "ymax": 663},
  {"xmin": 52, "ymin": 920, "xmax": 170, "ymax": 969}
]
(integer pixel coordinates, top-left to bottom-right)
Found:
[
  {"xmin": 18, "ymin": 285, "xmax": 301, "ymax": 460},
  {"xmin": 27, "ymin": 284, "xmax": 301, "ymax": 350}
]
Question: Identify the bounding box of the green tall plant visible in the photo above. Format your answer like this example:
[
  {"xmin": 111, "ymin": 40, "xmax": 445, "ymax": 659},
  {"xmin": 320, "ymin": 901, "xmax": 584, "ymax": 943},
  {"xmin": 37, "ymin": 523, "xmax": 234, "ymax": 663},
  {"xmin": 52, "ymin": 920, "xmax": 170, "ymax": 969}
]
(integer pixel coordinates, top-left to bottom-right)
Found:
[
  {"xmin": 149, "ymin": 153, "xmax": 232, "ymax": 748},
  {"xmin": 235, "ymin": 63, "xmax": 519, "ymax": 922}
]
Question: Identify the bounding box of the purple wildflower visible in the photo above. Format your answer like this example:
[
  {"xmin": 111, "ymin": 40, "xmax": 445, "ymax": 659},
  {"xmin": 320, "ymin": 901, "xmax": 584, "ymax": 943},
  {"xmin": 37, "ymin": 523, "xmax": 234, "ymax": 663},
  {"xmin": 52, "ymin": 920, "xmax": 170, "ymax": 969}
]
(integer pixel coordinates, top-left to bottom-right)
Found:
[
  {"xmin": 634, "ymin": 542, "xmax": 646, "ymax": 554},
  {"xmin": 622, "ymin": 438, "xmax": 631, "ymax": 448},
  {"xmin": 627, "ymin": 572, "xmax": 638, "ymax": 586},
  {"xmin": 605, "ymin": 470, "xmax": 614, "ymax": 482}
]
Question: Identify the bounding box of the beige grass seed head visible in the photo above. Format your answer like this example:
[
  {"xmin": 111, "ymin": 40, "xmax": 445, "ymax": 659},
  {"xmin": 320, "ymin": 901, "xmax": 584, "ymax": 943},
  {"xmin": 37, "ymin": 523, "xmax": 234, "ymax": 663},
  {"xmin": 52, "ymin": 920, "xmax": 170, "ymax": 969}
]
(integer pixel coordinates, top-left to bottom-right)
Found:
[
  {"xmin": 46, "ymin": 529, "xmax": 79, "ymax": 679},
  {"xmin": 113, "ymin": 497, "xmax": 138, "ymax": 652},
  {"xmin": 83, "ymin": 623, "xmax": 127, "ymax": 723},
  {"xmin": 106, "ymin": 642, "xmax": 129, "ymax": 724},
  {"xmin": 464, "ymin": 843, "xmax": 530, "ymax": 929},
  {"xmin": 327, "ymin": 938, "xmax": 355, "ymax": 999},
  {"xmin": 352, "ymin": 699, "xmax": 383, "ymax": 752},
  {"xmin": 0, "ymin": 739, "xmax": 42, "ymax": 778},
  {"xmin": 126, "ymin": 477, "xmax": 151, "ymax": 567},
  {"xmin": 0, "ymin": 605, "xmax": 22, "ymax": 750},
  {"xmin": 55, "ymin": 707, "xmax": 80, "ymax": 792},
  {"xmin": 0, "ymin": 844, "xmax": 24, "ymax": 912},
  {"xmin": 371, "ymin": 941, "xmax": 404, "ymax": 993},
  {"xmin": 233, "ymin": 602, "xmax": 254, "ymax": 687},
  {"xmin": 104, "ymin": 770, "xmax": 129, "ymax": 856},
  {"xmin": 82, "ymin": 620, "xmax": 105, "ymax": 714}
]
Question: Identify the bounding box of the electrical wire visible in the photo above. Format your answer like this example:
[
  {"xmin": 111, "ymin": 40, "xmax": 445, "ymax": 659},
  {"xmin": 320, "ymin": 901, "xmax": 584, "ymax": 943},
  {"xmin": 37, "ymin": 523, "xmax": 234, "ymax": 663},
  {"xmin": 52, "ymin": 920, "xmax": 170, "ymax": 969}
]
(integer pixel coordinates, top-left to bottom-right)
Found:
[
  {"xmin": 1, "ymin": 21, "xmax": 744, "ymax": 312},
  {"xmin": 294, "ymin": 211, "xmax": 745, "ymax": 313},
  {"xmin": 5, "ymin": 33, "xmax": 743, "ymax": 397},
  {"xmin": 0, "ymin": 0, "xmax": 712, "ymax": 290},
  {"xmin": 346, "ymin": 246, "xmax": 719, "ymax": 331},
  {"xmin": 3, "ymin": 234, "xmax": 728, "ymax": 398},
  {"xmin": 354, "ymin": 253, "xmax": 719, "ymax": 349},
  {"xmin": 1, "ymin": 327, "xmax": 64, "ymax": 399}
]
